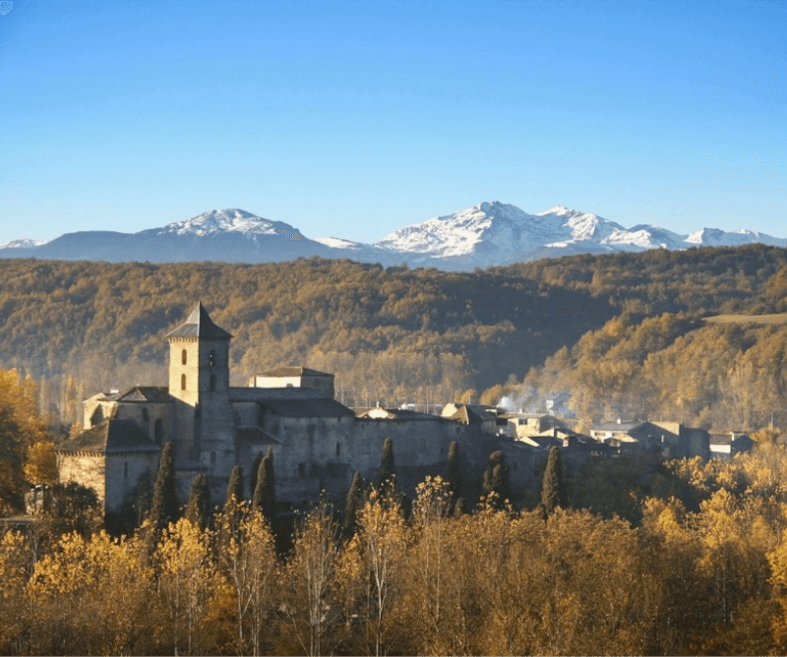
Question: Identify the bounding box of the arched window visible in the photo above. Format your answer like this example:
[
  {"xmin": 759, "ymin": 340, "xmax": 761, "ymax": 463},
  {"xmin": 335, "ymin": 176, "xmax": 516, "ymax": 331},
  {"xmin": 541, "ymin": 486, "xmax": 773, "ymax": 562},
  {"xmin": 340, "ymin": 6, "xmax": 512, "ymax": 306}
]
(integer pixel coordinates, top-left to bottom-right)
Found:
[
  {"xmin": 181, "ymin": 374, "xmax": 187, "ymax": 391},
  {"xmin": 209, "ymin": 374, "xmax": 216, "ymax": 391},
  {"xmin": 154, "ymin": 418, "xmax": 164, "ymax": 444},
  {"xmin": 182, "ymin": 349, "xmax": 187, "ymax": 365},
  {"xmin": 209, "ymin": 350, "xmax": 216, "ymax": 367},
  {"xmin": 141, "ymin": 407, "xmax": 149, "ymax": 422}
]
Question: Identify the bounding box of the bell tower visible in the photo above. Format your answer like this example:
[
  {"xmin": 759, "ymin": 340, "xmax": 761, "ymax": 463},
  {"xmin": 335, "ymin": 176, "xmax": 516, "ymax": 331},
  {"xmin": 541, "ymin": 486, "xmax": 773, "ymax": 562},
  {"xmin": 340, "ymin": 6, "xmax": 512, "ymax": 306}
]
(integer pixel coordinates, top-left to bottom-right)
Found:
[{"xmin": 166, "ymin": 303, "xmax": 234, "ymax": 470}]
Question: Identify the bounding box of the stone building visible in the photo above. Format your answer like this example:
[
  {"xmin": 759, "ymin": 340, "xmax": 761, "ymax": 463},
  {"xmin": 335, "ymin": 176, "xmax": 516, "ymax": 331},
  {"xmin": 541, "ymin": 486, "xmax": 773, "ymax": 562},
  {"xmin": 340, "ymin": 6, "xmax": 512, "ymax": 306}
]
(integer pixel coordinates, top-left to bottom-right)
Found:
[{"xmin": 58, "ymin": 303, "xmax": 496, "ymax": 516}]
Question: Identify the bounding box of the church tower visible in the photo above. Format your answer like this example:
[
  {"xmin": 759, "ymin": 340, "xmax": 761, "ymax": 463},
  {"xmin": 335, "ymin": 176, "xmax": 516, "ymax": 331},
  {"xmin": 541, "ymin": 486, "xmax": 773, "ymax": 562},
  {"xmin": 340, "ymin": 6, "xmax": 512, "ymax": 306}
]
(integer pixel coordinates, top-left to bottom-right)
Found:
[{"xmin": 166, "ymin": 303, "xmax": 235, "ymax": 477}]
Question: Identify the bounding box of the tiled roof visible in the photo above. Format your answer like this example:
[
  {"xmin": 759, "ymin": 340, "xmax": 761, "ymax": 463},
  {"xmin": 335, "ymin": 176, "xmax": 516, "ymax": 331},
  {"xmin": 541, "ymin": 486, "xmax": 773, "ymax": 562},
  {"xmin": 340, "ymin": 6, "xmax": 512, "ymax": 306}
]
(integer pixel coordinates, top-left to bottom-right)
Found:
[
  {"xmin": 101, "ymin": 386, "xmax": 170, "ymax": 403},
  {"xmin": 166, "ymin": 303, "xmax": 232, "ymax": 339},
  {"xmin": 590, "ymin": 422, "xmax": 639, "ymax": 433},
  {"xmin": 255, "ymin": 366, "xmax": 334, "ymax": 378},
  {"xmin": 57, "ymin": 419, "xmax": 161, "ymax": 454},
  {"xmin": 258, "ymin": 398, "xmax": 355, "ymax": 418}
]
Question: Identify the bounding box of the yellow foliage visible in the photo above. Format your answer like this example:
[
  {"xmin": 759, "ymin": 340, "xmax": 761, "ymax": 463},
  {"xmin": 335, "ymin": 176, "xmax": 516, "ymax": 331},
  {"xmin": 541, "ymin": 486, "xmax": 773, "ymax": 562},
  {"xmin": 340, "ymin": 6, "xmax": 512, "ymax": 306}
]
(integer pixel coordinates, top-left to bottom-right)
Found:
[{"xmin": 24, "ymin": 440, "xmax": 58, "ymax": 485}]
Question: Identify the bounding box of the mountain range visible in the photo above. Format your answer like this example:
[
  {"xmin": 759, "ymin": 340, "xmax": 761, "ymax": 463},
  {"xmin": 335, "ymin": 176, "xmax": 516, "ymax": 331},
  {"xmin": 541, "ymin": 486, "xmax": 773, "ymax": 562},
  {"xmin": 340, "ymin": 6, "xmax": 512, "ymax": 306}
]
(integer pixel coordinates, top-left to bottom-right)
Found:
[{"xmin": 2, "ymin": 203, "xmax": 785, "ymax": 270}]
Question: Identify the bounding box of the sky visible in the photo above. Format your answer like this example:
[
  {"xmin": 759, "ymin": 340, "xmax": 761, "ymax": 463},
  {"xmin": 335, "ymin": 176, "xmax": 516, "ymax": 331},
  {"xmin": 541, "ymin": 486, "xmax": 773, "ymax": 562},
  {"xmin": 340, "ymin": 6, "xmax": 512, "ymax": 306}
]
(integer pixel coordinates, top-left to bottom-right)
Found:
[{"xmin": 1, "ymin": 0, "xmax": 785, "ymax": 246}]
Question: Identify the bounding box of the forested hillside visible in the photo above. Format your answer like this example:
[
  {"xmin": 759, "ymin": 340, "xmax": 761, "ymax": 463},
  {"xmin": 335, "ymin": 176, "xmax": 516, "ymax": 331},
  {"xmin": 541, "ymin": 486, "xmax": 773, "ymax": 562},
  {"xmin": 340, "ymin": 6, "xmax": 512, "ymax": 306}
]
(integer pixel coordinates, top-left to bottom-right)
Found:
[{"xmin": 1, "ymin": 244, "xmax": 786, "ymax": 426}]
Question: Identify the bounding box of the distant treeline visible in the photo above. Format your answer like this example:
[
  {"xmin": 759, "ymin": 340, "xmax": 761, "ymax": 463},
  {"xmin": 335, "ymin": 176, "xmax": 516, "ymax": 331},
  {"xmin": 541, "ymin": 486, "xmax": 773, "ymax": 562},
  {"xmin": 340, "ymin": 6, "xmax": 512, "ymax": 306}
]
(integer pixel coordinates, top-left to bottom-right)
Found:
[{"xmin": 1, "ymin": 244, "xmax": 786, "ymax": 426}]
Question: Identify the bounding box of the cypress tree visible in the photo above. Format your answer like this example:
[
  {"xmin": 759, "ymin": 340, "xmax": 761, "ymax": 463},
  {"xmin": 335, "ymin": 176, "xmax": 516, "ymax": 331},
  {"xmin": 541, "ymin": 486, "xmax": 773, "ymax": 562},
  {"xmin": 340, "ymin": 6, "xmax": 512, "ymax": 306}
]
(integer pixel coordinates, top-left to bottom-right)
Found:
[
  {"xmin": 343, "ymin": 471, "xmax": 364, "ymax": 539},
  {"xmin": 446, "ymin": 440, "xmax": 461, "ymax": 502},
  {"xmin": 185, "ymin": 473, "xmax": 211, "ymax": 529},
  {"xmin": 378, "ymin": 437, "xmax": 395, "ymax": 485},
  {"xmin": 252, "ymin": 450, "xmax": 275, "ymax": 522},
  {"xmin": 541, "ymin": 446, "xmax": 567, "ymax": 515},
  {"xmin": 150, "ymin": 442, "xmax": 179, "ymax": 530},
  {"xmin": 225, "ymin": 465, "xmax": 244, "ymax": 511},
  {"xmin": 482, "ymin": 450, "xmax": 511, "ymax": 507},
  {"xmin": 249, "ymin": 451, "xmax": 263, "ymax": 504}
]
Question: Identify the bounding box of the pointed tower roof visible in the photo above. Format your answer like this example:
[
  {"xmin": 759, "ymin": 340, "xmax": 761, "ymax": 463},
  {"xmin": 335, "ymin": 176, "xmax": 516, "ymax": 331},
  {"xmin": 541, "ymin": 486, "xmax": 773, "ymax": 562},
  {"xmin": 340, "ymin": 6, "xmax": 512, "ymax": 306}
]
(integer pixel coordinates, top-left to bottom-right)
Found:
[{"xmin": 166, "ymin": 302, "xmax": 232, "ymax": 339}]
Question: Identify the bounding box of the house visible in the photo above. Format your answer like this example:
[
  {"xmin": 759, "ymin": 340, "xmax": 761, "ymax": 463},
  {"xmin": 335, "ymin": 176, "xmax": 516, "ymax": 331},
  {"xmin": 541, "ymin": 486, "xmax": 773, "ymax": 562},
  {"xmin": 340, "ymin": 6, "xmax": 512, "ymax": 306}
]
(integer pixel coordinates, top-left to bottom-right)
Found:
[
  {"xmin": 500, "ymin": 412, "xmax": 565, "ymax": 440},
  {"xmin": 588, "ymin": 420, "xmax": 710, "ymax": 459},
  {"xmin": 709, "ymin": 432, "xmax": 755, "ymax": 459},
  {"xmin": 441, "ymin": 403, "xmax": 507, "ymax": 435}
]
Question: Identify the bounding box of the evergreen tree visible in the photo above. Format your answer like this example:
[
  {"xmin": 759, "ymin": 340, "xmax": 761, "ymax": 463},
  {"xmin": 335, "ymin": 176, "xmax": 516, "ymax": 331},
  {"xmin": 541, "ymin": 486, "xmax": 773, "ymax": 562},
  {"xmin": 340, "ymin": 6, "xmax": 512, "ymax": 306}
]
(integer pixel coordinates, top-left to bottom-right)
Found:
[
  {"xmin": 249, "ymin": 451, "xmax": 263, "ymax": 504},
  {"xmin": 541, "ymin": 446, "xmax": 567, "ymax": 515},
  {"xmin": 252, "ymin": 450, "xmax": 275, "ymax": 522},
  {"xmin": 185, "ymin": 473, "xmax": 211, "ymax": 529},
  {"xmin": 482, "ymin": 450, "xmax": 511, "ymax": 507},
  {"xmin": 150, "ymin": 442, "xmax": 179, "ymax": 530},
  {"xmin": 446, "ymin": 440, "xmax": 461, "ymax": 503},
  {"xmin": 225, "ymin": 465, "xmax": 244, "ymax": 511},
  {"xmin": 378, "ymin": 437, "xmax": 395, "ymax": 485},
  {"xmin": 343, "ymin": 471, "xmax": 364, "ymax": 539}
]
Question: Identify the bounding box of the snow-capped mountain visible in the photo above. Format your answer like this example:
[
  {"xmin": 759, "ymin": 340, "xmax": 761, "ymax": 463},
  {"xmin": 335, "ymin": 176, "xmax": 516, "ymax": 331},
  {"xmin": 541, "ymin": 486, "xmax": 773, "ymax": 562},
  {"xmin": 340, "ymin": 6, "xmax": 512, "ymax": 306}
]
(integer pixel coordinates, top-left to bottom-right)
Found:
[
  {"xmin": 0, "ymin": 238, "xmax": 47, "ymax": 249},
  {"xmin": 368, "ymin": 201, "xmax": 786, "ymax": 267},
  {"xmin": 0, "ymin": 209, "xmax": 339, "ymax": 263},
  {"xmin": 2, "ymin": 203, "xmax": 785, "ymax": 270},
  {"xmin": 151, "ymin": 209, "xmax": 288, "ymax": 238}
]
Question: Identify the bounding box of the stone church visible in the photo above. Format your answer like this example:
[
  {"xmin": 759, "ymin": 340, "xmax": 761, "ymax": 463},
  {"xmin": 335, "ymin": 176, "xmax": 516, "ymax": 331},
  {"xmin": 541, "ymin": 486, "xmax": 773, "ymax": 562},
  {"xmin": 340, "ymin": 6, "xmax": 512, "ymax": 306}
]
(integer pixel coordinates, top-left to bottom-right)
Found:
[{"xmin": 57, "ymin": 303, "xmax": 502, "ymax": 516}]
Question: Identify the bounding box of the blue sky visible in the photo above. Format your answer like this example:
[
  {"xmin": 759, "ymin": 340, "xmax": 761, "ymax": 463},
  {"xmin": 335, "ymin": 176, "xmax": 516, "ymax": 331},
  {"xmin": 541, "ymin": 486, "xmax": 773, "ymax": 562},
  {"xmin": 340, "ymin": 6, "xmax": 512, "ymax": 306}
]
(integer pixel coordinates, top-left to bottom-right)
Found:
[{"xmin": 1, "ymin": 0, "xmax": 785, "ymax": 245}]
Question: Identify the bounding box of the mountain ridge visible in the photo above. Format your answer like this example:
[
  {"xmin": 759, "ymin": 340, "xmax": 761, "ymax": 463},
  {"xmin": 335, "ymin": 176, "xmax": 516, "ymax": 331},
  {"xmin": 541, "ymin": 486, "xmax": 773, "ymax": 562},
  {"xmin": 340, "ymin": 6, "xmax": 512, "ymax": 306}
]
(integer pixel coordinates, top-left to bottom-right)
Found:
[{"xmin": 2, "ymin": 202, "xmax": 785, "ymax": 270}]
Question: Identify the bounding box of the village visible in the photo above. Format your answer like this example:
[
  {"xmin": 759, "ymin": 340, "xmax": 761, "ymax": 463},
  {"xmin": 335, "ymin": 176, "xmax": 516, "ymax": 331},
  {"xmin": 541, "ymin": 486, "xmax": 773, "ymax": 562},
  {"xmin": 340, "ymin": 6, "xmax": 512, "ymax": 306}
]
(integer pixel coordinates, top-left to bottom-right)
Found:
[{"xmin": 41, "ymin": 303, "xmax": 753, "ymax": 520}]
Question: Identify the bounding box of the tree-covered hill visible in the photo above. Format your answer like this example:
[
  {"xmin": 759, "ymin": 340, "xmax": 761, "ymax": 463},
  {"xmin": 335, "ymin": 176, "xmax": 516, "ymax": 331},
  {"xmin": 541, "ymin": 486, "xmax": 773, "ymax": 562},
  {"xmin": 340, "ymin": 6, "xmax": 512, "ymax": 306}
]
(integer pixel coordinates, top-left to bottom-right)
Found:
[{"xmin": 1, "ymin": 244, "xmax": 786, "ymax": 423}]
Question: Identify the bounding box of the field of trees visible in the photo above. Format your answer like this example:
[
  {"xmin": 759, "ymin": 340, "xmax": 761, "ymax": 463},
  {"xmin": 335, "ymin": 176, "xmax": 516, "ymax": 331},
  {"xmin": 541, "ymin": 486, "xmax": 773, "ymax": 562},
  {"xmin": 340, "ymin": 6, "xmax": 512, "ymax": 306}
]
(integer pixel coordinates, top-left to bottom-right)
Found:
[
  {"xmin": 2, "ymin": 243, "xmax": 787, "ymax": 430},
  {"xmin": 5, "ymin": 442, "xmax": 787, "ymax": 655}
]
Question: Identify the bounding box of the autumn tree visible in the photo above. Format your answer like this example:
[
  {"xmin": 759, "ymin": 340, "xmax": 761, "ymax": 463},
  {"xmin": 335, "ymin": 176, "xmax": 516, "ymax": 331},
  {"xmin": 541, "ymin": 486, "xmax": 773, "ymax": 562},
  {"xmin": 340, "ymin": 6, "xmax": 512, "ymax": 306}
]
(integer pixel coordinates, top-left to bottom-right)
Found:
[
  {"xmin": 279, "ymin": 499, "xmax": 342, "ymax": 656},
  {"xmin": 24, "ymin": 439, "xmax": 58, "ymax": 486},
  {"xmin": 0, "ymin": 369, "xmax": 49, "ymax": 513},
  {"xmin": 347, "ymin": 484, "xmax": 408, "ymax": 656},
  {"xmin": 156, "ymin": 517, "xmax": 233, "ymax": 655},
  {"xmin": 219, "ymin": 508, "xmax": 278, "ymax": 656}
]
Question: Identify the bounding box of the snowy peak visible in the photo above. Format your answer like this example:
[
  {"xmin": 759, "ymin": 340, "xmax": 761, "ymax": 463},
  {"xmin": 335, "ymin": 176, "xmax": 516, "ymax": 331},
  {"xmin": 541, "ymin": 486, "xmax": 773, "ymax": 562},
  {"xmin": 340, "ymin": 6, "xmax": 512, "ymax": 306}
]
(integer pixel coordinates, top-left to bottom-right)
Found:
[
  {"xmin": 0, "ymin": 238, "xmax": 47, "ymax": 249},
  {"xmin": 155, "ymin": 208, "xmax": 281, "ymax": 237}
]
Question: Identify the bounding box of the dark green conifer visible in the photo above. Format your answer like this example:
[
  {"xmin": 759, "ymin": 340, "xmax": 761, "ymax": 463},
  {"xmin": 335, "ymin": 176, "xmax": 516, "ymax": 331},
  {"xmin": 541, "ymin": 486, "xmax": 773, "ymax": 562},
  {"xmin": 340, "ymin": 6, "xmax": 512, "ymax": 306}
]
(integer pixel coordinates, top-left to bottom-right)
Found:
[
  {"xmin": 541, "ymin": 446, "xmax": 567, "ymax": 515},
  {"xmin": 249, "ymin": 451, "xmax": 263, "ymax": 504},
  {"xmin": 482, "ymin": 450, "xmax": 511, "ymax": 507},
  {"xmin": 225, "ymin": 465, "xmax": 244, "ymax": 511},
  {"xmin": 252, "ymin": 449, "xmax": 275, "ymax": 522},
  {"xmin": 150, "ymin": 442, "xmax": 179, "ymax": 530},
  {"xmin": 378, "ymin": 436, "xmax": 395, "ymax": 485},
  {"xmin": 185, "ymin": 473, "xmax": 211, "ymax": 529},
  {"xmin": 343, "ymin": 471, "xmax": 364, "ymax": 539}
]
